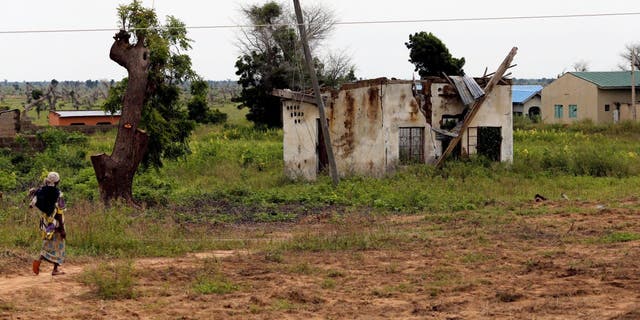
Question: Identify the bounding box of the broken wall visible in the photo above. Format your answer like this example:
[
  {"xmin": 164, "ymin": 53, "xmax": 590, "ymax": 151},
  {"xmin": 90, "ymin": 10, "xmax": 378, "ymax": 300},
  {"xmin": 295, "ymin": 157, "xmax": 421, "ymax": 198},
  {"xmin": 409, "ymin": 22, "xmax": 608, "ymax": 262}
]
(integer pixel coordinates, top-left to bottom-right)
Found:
[
  {"xmin": 430, "ymin": 83, "xmax": 512, "ymax": 162},
  {"xmin": 281, "ymin": 79, "xmax": 512, "ymax": 181},
  {"xmin": 282, "ymin": 99, "xmax": 321, "ymax": 181},
  {"xmin": 0, "ymin": 109, "xmax": 20, "ymax": 137},
  {"xmin": 282, "ymin": 80, "xmax": 432, "ymax": 180}
]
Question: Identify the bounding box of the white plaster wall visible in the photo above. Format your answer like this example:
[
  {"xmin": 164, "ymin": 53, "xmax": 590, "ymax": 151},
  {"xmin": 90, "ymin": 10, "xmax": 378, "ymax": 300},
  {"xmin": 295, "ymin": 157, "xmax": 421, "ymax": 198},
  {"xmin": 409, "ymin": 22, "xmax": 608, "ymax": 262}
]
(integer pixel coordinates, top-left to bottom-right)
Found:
[
  {"xmin": 380, "ymin": 83, "xmax": 432, "ymax": 170},
  {"xmin": 430, "ymin": 83, "xmax": 512, "ymax": 162},
  {"xmin": 467, "ymin": 85, "xmax": 513, "ymax": 163},
  {"xmin": 329, "ymin": 85, "xmax": 386, "ymax": 177},
  {"xmin": 282, "ymin": 81, "xmax": 512, "ymax": 181},
  {"xmin": 282, "ymin": 100, "xmax": 320, "ymax": 180}
]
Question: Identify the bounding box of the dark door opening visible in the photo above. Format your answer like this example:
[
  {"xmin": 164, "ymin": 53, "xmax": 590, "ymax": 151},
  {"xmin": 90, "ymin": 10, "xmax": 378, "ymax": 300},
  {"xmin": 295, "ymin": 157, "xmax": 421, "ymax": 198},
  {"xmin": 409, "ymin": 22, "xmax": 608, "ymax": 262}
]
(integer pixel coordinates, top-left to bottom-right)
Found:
[
  {"xmin": 476, "ymin": 126, "xmax": 502, "ymax": 161},
  {"xmin": 317, "ymin": 119, "xmax": 328, "ymax": 173},
  {"xmin": 528, "ymin": 107, "xmax": 541, "ymax": 121}
]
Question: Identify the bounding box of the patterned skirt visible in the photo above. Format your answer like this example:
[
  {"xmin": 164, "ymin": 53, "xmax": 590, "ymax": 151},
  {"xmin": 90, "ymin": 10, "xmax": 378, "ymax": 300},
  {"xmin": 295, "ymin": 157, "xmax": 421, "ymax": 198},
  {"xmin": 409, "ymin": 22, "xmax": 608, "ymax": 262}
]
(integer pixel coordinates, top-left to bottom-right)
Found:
[{"xmin": 41, "ymin": 231, "xmax": 65, "ymax": 265}]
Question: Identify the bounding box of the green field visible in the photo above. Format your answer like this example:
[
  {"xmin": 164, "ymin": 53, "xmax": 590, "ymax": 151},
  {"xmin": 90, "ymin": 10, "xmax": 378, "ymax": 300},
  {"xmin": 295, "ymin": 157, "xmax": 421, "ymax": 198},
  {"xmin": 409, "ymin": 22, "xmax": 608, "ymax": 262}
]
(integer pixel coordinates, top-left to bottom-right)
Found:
[{"xmin": 2, "ymin": 117, "xmax": 640, "ymax": 258}]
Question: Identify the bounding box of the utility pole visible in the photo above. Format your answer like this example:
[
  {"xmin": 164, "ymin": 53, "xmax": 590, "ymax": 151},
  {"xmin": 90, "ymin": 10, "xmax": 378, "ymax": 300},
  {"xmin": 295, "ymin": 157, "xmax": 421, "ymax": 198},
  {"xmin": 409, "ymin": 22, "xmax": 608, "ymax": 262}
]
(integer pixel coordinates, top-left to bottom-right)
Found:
[
  {"xmin": 633, "ymin": 47, "xmax": 637, "ymax": 121},
  {"xmin": 292, "ymin": 0, "xmax": 340, "ymax": 186}
]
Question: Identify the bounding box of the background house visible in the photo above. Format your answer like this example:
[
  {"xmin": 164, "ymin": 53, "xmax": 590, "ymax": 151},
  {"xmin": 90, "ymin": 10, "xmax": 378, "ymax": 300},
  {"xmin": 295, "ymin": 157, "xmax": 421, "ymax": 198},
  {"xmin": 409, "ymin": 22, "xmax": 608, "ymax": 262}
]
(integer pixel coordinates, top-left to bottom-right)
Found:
[
  {"xmin": 276, "ymin": 77, "xmax": 512, "ymax": 181},
  {"xmin": 48, "ymin": 110, "xmax": 120, "ymax": 126},
  {"xmin": 512, "ymin": 85, "xmax": 542, "ymax": 118},
  {"xmin": 541, "ymin": 71, "xmax": 640, "ymax": 124}
]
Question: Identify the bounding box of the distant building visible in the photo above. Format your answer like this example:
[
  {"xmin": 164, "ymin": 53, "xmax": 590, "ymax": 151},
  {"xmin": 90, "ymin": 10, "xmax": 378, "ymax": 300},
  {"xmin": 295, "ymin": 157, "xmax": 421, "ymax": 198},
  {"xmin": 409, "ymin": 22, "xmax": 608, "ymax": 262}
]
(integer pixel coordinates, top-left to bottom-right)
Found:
[
  {"xmin": 48, "ymin": 110, "xmax": 121, "ymax": 127},
  {"xmin": 512, "ymin": 85, "xmax": 542, "ymax": 118},
  {"xmin": 541, "ymin": 71, "xmax": 640, "ymax": 124}
]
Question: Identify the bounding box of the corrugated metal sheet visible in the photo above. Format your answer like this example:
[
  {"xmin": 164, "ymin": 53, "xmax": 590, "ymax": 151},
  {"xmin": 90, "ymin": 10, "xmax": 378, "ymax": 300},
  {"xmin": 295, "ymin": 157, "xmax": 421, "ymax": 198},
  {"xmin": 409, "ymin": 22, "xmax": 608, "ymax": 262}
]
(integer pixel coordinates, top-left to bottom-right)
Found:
[
  {"xmin": 571, "ymin": 71, "xmax": 640, "ymax": 88},
  {"xmin": 53, "ymin": 111, "xmax": 121, "ymax": 118},
  {"xmin": 463, "ymin": 76, "xmax": 485, "ymax": 99},
  {"xmin": 450, "ymin": 76, "xmax": 475, "ymax": 106},
  {"xmin": 449, "ymin": 76, "xmax": 485, "ymax": 106}
]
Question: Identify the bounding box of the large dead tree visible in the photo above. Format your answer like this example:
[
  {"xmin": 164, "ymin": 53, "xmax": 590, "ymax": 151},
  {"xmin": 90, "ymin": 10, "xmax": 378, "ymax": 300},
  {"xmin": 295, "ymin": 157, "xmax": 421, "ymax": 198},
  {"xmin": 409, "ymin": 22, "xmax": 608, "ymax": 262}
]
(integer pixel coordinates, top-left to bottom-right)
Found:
[
  {"xmin": 91, "ymin": 30, "xmax": 150, "ymax": 205},
  {"xmin": 91, "ymin": 1, "xmax": 196, "ymax": 206}
]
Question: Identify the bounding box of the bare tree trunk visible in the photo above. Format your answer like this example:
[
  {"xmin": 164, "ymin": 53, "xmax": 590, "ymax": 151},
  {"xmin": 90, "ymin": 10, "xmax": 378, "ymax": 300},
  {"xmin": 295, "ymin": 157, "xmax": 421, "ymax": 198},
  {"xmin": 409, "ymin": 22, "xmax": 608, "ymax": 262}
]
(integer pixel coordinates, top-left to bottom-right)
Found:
[
  {"xmin": 23, "ymin": 96, "xmax": 46, "ymax": 115},
  {"xmin": 91, "ymin": 30, "xmax": 150, "ymax": 205},
  {"xmin": 45, "ymin": 83, "xmax": 60, "ymax": 111}
]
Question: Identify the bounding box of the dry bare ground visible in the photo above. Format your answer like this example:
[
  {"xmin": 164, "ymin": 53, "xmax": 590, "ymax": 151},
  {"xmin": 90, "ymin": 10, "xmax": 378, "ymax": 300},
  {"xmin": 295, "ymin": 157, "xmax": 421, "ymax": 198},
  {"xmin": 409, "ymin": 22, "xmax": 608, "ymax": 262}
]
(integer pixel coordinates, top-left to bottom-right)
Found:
[{"xmin": 2, "ymin": 199, "xmax": 640, "ymax": 319}]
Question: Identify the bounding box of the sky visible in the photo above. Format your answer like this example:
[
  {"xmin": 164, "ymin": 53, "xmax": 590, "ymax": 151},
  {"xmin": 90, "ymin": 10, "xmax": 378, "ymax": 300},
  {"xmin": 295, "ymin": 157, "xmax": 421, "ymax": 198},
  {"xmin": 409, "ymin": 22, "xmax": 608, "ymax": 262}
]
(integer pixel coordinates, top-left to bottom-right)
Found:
[{"xmin": 0, "ymin": 0, "xmax": 639, "ymax": 82}]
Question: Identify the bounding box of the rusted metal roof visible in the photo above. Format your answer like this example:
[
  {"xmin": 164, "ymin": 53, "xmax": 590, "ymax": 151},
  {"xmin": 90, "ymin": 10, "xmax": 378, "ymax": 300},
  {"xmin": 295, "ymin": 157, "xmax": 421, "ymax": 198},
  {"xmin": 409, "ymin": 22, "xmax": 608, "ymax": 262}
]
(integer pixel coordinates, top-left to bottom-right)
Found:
[{"xmin": 449, "ymin": 76, "xmax": 485, "ymax": 106}]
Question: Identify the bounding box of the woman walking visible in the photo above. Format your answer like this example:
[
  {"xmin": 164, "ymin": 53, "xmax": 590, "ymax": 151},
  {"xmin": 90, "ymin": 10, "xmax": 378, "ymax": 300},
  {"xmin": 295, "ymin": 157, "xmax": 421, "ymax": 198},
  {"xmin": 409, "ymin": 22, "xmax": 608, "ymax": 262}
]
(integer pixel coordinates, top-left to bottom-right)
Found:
[{"xmin": 29, "ymin": 172, "xmax": 66, "ymax": 276}]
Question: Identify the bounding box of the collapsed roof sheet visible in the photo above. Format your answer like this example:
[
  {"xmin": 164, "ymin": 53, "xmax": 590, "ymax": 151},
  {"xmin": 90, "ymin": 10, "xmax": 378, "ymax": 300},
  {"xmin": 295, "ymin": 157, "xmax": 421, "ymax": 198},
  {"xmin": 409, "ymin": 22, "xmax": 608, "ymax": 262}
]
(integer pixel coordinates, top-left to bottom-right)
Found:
[{"xmin": 449, "ymin": 76, "xmax": 485, "ymax": 106}]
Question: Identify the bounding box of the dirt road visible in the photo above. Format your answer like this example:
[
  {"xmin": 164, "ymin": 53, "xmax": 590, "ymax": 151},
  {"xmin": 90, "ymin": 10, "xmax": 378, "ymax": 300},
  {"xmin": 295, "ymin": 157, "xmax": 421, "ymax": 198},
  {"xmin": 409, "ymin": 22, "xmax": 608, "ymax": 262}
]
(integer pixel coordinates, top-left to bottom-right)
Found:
[{"xmin": 2, "ymin": 202, "xmax": 640, "ymax": 319}]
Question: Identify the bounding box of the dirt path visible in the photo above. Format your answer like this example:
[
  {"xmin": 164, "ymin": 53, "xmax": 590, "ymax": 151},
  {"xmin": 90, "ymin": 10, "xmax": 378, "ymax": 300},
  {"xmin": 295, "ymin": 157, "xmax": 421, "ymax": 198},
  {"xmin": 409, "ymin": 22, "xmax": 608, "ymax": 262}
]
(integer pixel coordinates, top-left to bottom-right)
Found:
[
  {"xmin": 0, "ymin": 251, "xmax": 245, "ymax": 320},
  {"xmin": 3, "ymin": 203, "xmax": 640, "ymax": 319}
]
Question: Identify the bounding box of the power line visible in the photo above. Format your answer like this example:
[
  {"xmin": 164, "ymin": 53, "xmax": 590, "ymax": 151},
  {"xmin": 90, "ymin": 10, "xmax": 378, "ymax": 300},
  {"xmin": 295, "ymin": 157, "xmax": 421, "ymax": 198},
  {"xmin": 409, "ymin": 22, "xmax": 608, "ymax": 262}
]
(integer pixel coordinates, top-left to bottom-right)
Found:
[{"xmin": 0, "ymin": 11, "xmax": 639, "ymax": 35}]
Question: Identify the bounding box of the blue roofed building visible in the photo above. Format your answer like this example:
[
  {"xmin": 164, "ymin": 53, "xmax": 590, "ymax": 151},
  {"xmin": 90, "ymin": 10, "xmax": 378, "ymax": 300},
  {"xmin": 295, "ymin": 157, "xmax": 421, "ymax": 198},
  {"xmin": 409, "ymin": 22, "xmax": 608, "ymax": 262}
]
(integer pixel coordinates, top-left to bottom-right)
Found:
[{"xmin": 512, "ymin": 85, "xmax": 542, "ymax": 118}]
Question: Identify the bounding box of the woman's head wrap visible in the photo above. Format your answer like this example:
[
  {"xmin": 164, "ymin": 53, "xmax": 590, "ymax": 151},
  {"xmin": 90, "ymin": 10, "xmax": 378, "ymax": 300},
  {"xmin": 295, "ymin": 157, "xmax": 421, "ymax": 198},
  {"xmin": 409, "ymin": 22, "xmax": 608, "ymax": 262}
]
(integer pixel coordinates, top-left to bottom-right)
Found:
[{"xmin": 44, "ymin": 172, "xmax": 60, "ymax": 186}]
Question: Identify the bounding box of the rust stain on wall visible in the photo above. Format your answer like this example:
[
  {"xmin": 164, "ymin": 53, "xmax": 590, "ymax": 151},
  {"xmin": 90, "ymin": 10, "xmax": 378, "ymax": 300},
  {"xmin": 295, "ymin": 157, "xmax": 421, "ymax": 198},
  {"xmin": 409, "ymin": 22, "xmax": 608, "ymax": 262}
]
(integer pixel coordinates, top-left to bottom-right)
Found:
[
  {"xmin": 422, "ymin": 80, "xmax": 433, "ymax": 125},
  {"xmin": 340, "ymin": 91, "xmax": 356, "ymax": 156},
  {"xmin": 409, "ymin": 98, "xmax": 419, "ymax": 121},
  {"xmin": 367, "ymin": 87, "xmax": 380, "ymax": 122}
]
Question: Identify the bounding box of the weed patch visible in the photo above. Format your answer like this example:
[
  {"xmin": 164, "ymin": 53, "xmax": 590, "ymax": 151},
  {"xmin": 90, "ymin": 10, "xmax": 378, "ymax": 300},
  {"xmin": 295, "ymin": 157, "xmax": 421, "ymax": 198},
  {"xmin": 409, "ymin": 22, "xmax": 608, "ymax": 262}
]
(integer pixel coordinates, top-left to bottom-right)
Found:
[
  {"xmin": 80, "ymin": 261, "xmax": 137, "ymax": 300},
  {"xmin": 594, "ymin": 232, "xmax": 640, "ymax": 244},
  {"xmin": 192, "ymin": 258, "xmax": 239, "ymax": 295}
]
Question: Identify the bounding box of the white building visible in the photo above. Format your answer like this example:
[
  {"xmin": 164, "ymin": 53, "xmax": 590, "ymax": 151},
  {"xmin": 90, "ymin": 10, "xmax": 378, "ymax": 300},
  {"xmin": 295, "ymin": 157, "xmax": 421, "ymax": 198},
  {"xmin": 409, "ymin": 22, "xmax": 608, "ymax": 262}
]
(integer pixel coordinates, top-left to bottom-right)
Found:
[{"xmin": 275, "ymin": 77, "xmax": 512, "ymax": 181}]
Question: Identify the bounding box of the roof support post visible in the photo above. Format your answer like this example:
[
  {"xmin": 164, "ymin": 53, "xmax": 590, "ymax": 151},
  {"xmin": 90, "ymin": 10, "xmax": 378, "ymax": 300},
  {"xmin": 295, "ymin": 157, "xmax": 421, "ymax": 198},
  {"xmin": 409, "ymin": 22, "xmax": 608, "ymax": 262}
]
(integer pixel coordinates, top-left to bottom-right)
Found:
[{"xmin": 293, "ymin": 0, "xmax": 340, "ymax": 186}]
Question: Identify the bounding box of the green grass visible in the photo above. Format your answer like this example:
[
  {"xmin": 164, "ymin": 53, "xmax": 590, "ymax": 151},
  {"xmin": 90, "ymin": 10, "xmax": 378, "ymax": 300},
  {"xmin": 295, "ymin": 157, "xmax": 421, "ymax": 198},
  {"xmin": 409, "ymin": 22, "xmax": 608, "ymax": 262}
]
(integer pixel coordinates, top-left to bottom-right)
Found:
[
  {"xmin": 594, "ymin": 232, "xmax": 640, "ymax": 244},
  {"xmin": 191, "ymin": 257, "xmax": 239, "ymax": 295},
  {"xmin": 4, "ymin": 120, "xmax": 640, "ymax": 259},
  {"xmin": 275, "ymin": 227, "xmax": 398, "ymax": 252},
  {"xmin": 80, "ymin": 261, "xmax": 137, "ymax": 300},
  {"xmin": 192, "ymin": 276, "xmax": 239, "ymax": 295}
]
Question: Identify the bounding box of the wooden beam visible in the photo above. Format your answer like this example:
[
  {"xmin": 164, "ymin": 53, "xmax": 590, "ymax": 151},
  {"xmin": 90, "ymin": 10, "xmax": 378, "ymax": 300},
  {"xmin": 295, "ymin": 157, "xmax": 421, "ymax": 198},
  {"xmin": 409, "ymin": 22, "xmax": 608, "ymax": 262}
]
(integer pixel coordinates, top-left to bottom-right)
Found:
[
  {"xmin": 272, "ymin": 89, "xmax": 318, "ymax": 105},
  {"xmin": 435, "ymin": 47, "xmax": 518, "ymax": 168},
  {"xmin": 293, "ymin": 0, "xmax": 340, "ymax": 186}
]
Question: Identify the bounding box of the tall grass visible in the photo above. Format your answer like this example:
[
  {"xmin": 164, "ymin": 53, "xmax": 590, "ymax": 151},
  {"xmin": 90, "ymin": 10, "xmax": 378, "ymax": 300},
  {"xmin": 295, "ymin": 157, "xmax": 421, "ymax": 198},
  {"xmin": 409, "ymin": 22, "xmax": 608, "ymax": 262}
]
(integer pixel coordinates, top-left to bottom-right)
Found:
[{"xmin": 4, "ymin": 119, "xmax": 640, "ymax": 259}]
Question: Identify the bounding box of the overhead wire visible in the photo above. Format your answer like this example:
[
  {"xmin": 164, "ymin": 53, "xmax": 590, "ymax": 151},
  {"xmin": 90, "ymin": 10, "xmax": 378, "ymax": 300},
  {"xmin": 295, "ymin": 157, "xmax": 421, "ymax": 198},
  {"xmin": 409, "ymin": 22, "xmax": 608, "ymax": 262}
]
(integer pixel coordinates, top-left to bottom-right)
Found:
[{"xmin": 1, "ymin": 11, "xmax": 639, "ymax": 34}]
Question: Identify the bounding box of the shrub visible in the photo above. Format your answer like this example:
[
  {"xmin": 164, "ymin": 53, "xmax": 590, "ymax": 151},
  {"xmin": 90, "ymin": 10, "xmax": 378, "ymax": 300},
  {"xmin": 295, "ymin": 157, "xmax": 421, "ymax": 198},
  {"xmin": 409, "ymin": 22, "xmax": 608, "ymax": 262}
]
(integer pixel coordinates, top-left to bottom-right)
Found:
[{"xmin": 80, "ymin": 261, "xmax": 137, "ymax": 299}]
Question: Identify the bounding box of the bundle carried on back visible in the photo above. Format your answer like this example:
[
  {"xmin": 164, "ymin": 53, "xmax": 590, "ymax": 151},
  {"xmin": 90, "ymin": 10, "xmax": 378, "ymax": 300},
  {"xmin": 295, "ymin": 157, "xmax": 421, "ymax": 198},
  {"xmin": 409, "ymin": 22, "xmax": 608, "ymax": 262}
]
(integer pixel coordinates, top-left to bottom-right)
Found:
[{"xmin": 29, "ymin": 172, "xmax": 66, "ymax": 240}]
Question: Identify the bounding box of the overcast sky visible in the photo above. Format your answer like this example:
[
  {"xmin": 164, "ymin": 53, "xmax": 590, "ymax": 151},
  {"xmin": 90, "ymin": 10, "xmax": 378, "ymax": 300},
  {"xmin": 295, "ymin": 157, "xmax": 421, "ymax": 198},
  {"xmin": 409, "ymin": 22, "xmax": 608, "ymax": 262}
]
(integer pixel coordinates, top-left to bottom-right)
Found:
[{"xmin": 0, "ymin": 0, "xmax": 639, "ymax": 82}]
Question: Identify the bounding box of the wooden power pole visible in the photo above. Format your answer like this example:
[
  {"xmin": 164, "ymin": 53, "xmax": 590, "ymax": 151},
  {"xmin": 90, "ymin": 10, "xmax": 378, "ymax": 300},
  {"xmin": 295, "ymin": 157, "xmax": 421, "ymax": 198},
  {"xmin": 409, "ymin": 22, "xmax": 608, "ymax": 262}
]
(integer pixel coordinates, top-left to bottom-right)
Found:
[
  {"xmin": 292, "ymin": 0, "xmax": 340, "ymax": 186},
  {"xmin": 633, "ymin": 48, "xmax": 637, "ymax": 121}
]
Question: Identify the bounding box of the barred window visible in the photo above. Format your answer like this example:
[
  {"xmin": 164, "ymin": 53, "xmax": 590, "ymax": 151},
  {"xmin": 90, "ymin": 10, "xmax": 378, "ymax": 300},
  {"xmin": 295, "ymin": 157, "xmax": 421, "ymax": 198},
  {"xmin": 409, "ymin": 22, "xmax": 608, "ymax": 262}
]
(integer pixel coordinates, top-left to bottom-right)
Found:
[{"xmin": 399, "ymin": 127, "xmax": 424, "ymax": 164}]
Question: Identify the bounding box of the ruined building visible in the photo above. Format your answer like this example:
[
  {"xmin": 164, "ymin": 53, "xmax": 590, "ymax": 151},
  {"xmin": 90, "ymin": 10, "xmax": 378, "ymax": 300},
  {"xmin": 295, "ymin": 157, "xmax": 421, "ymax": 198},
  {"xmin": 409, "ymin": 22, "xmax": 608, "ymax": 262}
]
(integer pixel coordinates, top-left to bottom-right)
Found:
[{"xmin": 275, "ymin": 76, "xmax": 513, "ymax": 181}]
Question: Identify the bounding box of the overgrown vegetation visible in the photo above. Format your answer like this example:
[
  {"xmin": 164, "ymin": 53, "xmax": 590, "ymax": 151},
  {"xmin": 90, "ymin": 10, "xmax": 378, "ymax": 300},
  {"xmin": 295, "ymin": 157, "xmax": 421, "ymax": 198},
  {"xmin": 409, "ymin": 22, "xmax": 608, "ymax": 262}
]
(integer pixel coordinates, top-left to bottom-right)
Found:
[{"xmin": 3, "ymin": 115, "xmax": 640, "ymax": 260}]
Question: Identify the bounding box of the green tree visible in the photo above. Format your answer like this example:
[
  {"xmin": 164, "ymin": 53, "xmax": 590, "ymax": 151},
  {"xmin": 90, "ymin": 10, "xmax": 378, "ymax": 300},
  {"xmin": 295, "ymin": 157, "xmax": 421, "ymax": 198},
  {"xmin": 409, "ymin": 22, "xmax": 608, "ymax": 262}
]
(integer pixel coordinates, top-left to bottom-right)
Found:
[
  {"xmin": 234, "ymin": 1, "xmax": 355, "ymax": 128},
  {"xmin": 405, "ymin": 32, "xmax": 465, "ymax": 78},
  {"xmin": 187, "ymin": 79, "xmax": 227, "ymax": 124},
  {"xmin": 92, "ymin": 0, "xmax": 197, "ymax": 205}
]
